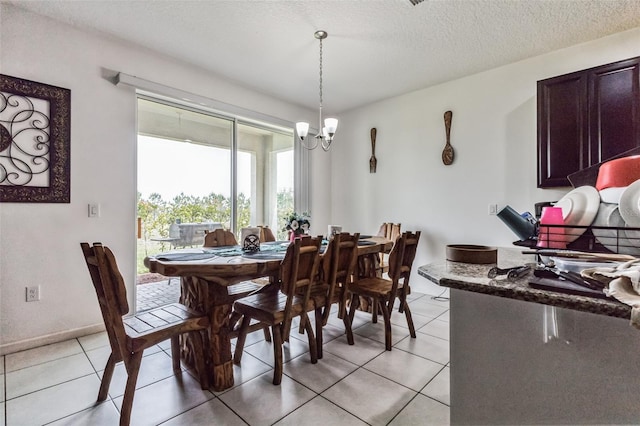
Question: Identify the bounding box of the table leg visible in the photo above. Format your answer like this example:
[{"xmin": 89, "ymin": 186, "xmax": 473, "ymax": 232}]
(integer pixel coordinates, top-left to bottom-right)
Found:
[
  {"xmin": 180, "ymin": 276, "xmax": 235, "ymax": 391},
  {"xmin": 208, "ymin": 288, "xmax": 234, "ymax": 391}
]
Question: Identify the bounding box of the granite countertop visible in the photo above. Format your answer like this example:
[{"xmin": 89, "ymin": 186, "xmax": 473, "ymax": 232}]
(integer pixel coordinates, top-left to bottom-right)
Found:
[{"xmin": 417, "ymin": 247, "xmax": 631, "ymax": 319}]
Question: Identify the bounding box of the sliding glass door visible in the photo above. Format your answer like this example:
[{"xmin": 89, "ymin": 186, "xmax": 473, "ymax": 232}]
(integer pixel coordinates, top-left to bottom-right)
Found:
[{"xmin": 136, "ymin": 97, "xmax": 295, "ymax": 290}]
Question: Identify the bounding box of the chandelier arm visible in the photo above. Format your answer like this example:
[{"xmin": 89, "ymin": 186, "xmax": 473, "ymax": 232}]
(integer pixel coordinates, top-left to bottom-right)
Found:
[{"xmin": 300, "ymin": 136, "xmax": 319, "ymax": 150}]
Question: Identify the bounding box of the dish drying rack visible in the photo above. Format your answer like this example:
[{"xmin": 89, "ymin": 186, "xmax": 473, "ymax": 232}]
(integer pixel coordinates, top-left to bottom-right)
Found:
[{"xmin": 514, "ymin": 223, "xmax": 640, "ymax": 257}]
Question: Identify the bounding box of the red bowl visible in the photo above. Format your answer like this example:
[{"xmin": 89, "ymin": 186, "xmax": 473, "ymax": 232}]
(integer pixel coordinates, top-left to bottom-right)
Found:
[{"xmin": 596, "ymin": 155, "xmax": 640, "ymax": 190}]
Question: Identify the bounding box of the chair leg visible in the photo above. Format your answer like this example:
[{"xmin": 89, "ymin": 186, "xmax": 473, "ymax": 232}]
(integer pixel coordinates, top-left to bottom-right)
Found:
[
  {"xmin": 403, "ymin": 300, "xmax": 417, "ymax": 338},
  {"xmin": 98, "ymin": 352, "xmax": 118, "ymax": 401},
  {"xmin": 233, "ymin": 315, "xmax": 251, "ymax": 365},
  {"xmin": 272, "ymin": 324, "xmax": 283, "ymax": 385},
  {"xmin": 371, "ymin": 296, "xmax": 379, "ymax": 323},
  {"xmin": 302, "ymin": 313, "xmax": 318, "ymax": 365},
  {"xmin": 262, "ymin": 325, "xmax": 272, "ymax": 342},
  {"xmin": 120, "ymin": 351, "xmax": 143, "ymax": 426},
  {"xmin": 379, "ymin": 300, "xmax": 392, "ymax": 351},
  {"xmin": 170, "ymin": 335, "xmax": 181, "ymax": 372},
  {"xmin": 346, "ymin": 293, "xmax": 360, "ymax": 345},
  {"xmin": 314, "ymin": 307, "xmax": 323, "ymax": 359}
]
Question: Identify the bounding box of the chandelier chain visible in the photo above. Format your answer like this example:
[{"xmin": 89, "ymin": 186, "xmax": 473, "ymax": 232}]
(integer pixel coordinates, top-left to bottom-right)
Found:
[{"xmin": 319, "ymin": 37, "xmax": 323, "ymax": 107}]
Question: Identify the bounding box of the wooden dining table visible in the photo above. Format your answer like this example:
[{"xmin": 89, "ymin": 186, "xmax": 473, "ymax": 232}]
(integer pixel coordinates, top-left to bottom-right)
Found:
[{"xmin": 145, "ymin": 235, "xmax": 392, "ymax": 391}]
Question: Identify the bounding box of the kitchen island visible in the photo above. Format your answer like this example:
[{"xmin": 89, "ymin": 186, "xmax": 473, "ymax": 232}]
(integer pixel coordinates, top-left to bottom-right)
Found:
[{"xmin": 418, "ymin": 248, "xmax": 640, "ymax": 425}]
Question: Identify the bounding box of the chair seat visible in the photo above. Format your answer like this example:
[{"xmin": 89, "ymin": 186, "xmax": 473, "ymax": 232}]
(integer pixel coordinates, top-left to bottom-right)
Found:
[
  {"xmin": 348, "ymin": 277, "xmax": 406, "ymax": 299},
  {"xmin": 124, "ymin": 303, "xmax": 209, "ymax": 353},
  {"xmin": 233, "ymin": 290, "xmax": 314, "ymax": 326}
]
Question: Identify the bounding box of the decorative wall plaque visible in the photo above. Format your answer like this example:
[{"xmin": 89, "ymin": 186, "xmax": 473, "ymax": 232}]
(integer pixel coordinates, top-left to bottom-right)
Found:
[{"xmin": 0, "ymin": 75, "xmax": 70, "ymax": 203}]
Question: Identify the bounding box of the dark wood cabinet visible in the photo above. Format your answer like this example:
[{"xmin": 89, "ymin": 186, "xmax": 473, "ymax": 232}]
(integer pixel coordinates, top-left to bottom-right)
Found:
[{"xmin": 537, "ymin": 56, "xmax": 640, "ymax": 188}]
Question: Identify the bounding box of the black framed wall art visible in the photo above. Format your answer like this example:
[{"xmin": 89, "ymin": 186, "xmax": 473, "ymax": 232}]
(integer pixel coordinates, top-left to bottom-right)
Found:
[{"xmin": 0, "ymin": 74, "xmax": 70, "ymax": 203}]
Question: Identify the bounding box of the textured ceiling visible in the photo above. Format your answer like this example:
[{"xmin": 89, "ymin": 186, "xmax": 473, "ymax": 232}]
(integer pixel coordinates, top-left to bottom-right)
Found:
[{"xmin": 8, "ymin": 0, "xmax": 640, "ymax": 114}]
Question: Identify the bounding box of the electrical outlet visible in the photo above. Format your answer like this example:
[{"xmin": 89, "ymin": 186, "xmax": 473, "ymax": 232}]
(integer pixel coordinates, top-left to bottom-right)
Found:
[
  {"xmin": 488, "ymin": 204, "xmax": 498, "ymax": 215},
  {"xmin": 26, "ymin": 285, "xmax": 40, "ymax": 302}
]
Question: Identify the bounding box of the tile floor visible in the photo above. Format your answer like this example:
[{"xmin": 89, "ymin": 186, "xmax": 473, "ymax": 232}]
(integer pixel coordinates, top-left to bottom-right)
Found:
[{"xmin": 1, "ymin": 286, "xmax": 450, "ymax": 426}]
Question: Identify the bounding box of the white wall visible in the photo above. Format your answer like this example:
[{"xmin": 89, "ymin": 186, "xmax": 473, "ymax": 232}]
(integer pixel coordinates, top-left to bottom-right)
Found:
[
  {"xmin": 0, "ymin": 4, "xmax": 327, "ymax": 354},
  {"xmin": 331, "ymin": 28, "xmax": 640, "ymax": 293}
]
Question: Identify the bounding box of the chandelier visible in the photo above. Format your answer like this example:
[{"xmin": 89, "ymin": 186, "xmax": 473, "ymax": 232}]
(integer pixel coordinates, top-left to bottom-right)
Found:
[{"xmin": 296, "ymin": 30, "xmax": 338, "ymax": 151}]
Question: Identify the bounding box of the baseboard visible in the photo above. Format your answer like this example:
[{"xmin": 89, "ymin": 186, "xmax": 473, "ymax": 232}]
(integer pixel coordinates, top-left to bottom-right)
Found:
[{"xmin": 0, "ymin": 323, "xmax": 106, "ymax": 356}]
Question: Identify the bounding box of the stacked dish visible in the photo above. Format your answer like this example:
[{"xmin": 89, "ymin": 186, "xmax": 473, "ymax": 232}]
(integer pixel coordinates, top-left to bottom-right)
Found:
[{"xmin": 554, "ymin": 186, "xmax": 600, "ymax": 243}]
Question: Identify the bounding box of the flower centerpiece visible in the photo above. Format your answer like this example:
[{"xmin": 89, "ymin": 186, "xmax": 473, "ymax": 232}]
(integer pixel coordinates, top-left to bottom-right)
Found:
[{"xmin": 283, "ymin": 211, "xmax": 311, "ymax": 241}]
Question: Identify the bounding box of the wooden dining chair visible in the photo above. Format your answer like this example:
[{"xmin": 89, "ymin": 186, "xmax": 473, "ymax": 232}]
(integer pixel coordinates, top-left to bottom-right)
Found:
[
  {"xmin": 203, "ymin": 228, "xmax": 238, "ymax": 247},
  {"xmin": 80, "ymin": 242, "xmax": 209, "ymax": 426},
  {"xmin": 232, "ymin": 236, "xmax": 322, "ymax": 385},
  {"xmin": 376, "ymin": 222, "xmax": 401, "ymax": 276},
  {"xmin": 346, "ymin": 231, "xmax": 421, "ymax": 350},
  {"xmin": 309, "ymin": 232, "xmax": 360, "ymax": 357},
  {"xmin": 258, "ymin": 225, "xmax": 276, "ymax": 242}
]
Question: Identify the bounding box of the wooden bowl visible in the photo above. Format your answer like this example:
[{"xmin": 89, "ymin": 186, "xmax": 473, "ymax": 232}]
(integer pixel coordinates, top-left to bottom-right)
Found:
[{"xmin": 446, "ymin": 244, "xmax": 497, "ymax": 264}]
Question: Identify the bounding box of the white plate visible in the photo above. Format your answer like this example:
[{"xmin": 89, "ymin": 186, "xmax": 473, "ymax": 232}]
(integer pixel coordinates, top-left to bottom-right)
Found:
[
  {"xmin": 554, "ymin": 185, "xmax": 600, "ymax": 243},
  {"xmin": 599, "ymin": 186, "xmax": 626, "ymax": 204},
  {"xmin": 591, "ymin": 202, "xmax": 640, "ymax": 255},
  {"xmin": 619, "ymin": 180, "xmax": 640, "ymax": 227}
]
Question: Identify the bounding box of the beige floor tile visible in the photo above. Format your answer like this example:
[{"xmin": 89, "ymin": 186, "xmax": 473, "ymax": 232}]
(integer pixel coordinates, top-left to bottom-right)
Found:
[
  {"xmin": 389, "ymin": 309, "xmax": 432, "ymax": 329},
  {"xmin": 438, "ymin": 310, "xmax": 450, "ymax": 322},
  {"xmin": 5, "ymin": 339, "xmax": 83, "ymax": 372},
  {"xmin": 218, "ymin": 352, "xmax": 272, "ymax": 393},
  {"xmin": 48, "ymin": 400, "xmax": 121, "ymax": 425},
  {"xmin": 323, "ymin": 334, "xmax": 385, "ymax": 367},
  {"xmin": 6, "ymin": 375, "xmax": 101, "ymax": 425},
  {"xmin": 327, "ymin": 308, "xmax": 372, "ymax": 331},
  {"xmin": 0, "ymin": 401, "xmax": 4, "ymax": 423},
  {"xmin": 407, "ymin": 298, "xmax": 449, "ymax": 319},
  {"xmin": 219, "ymin": 371, "xmax": 315, "ymax": 426},
  {"xmin": 101, "ymin": 350, "xmax": 179, "ymax": 399},
  {"xmin": 113, "ymin": 372, "xmax": 214, "ymax": 426},
  {"xmin": 388, "ymin": 393, "xmax": 450, "ymax": 425},
  {"xmin": 419, "ymin": 318, "xmax": 450, "ymax": 341},
  {"xmin": 243, "ymin": 335, "xmax": 312, "ymax": 368},
  {"xmin": 274, "ymin": 395, "xmax": 368, "ymax": 426},
  {"xmin": 84, "ymin": 344, "xmax": 113, "ymax": 373},
  {"xmin": 0, "ymin": 355, "xmax": 4, "ymax": 374},
  {"xmin": 421, "ymin": 365, "xmax": 450, "ymax": 405},
  {"xmin": 353, "ymin": 321, "xmax": 414, "ymax": 346},
  {"xmin": 322, "ymin": 368, "xmax": 416, "ymax": 426},
  {"xmin": 77, "ymin": 332, "xmax": 109, "ymax": 351},
  {"xmin": 6, "ymin": 353, "xmax": 94, "ymax": 399},
  {"xmin": 364, "ymin": 349, "xmax": 444, "ymax": 391},
  {"xmin": 1, "ymin": 374, "xmax": 4, "ymax": 402},
  {"xmin": 394, "ymin": 333, "xmax": 449, "ymax": 365},
  {"xmin": 161, "ymin": 398, "xmax": 246, "ymax": 425},
  {"xmin": 283, "ymin": 351, "xmax": 358, "ymax": 393}
]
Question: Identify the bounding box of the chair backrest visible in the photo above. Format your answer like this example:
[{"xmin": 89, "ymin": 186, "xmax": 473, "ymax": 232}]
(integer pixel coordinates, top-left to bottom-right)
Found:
[
  {"xmin": 80, "ymin": 242, "xmax": 129, "ymax": 361},
  {"xmin": 258, "ymin": 225, "xmax": 276, "ymax": 242},
  {"xmin": 377, "ymin": 222, "xmax": 402, "ymax": 242},
  {"xmin": 203, "ymin": 228, "xmax": 238, "ymax": 247},
  {"xmin": 399, "ymin": 230, "xmax": 421, "ymax": 283},
  {"xmin": 279, "ymin": 236, "xmax": 322, "ymax": 338},
  {"xmin": 321, "ymin": 232, "xmax": 360, "ymax": 322}
]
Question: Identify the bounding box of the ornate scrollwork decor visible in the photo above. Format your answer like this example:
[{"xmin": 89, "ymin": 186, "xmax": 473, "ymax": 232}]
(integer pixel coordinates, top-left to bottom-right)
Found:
[{"xmin": 0, "ymin": 75, "xmax": 70, "ymax": 203}]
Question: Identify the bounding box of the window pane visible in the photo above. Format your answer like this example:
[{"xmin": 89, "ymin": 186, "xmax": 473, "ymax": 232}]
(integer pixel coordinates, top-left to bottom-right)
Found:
[
  {"xmin": 237, "ymin": 123, "xmax": 294, "ymax": 240},
  {"xmin": 137, "ymin": 99, "xmax": 233, "ymax": 249}
]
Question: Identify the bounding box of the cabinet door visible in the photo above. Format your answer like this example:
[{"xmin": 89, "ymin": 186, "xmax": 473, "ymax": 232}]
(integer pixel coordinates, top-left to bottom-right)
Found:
[
  {"xmin": 588, "ymin": 57, "xmax": 640, "ymax": 165},
  {"xmin": 537, "ymin": 73, "xmax": 588, "ymax": 188}
]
